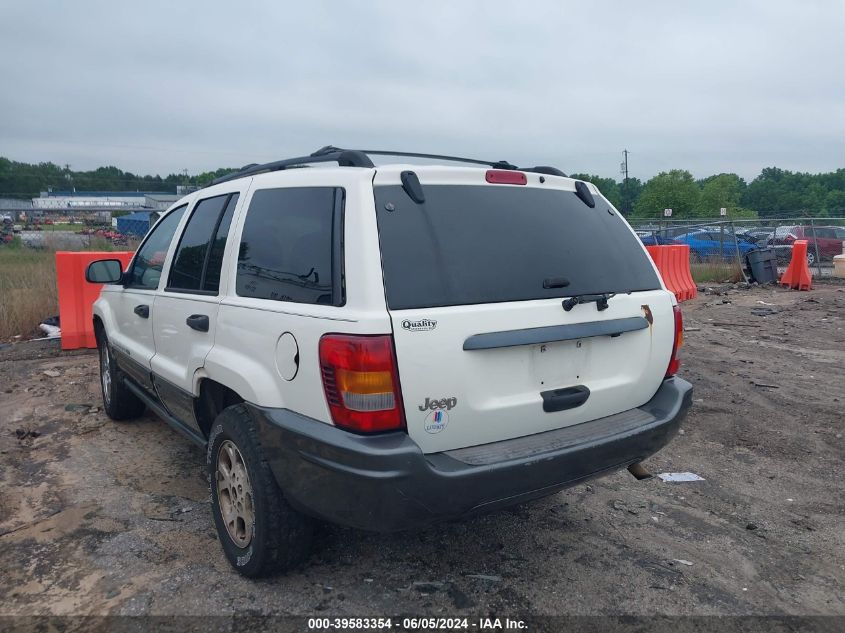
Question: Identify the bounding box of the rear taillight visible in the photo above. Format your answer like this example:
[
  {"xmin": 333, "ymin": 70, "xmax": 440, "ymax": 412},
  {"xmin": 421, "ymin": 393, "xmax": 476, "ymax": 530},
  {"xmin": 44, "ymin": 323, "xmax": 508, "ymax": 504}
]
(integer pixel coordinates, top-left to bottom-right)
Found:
[
  {"xmin": 485, "ymin": 169, "xmax": 527, "ymax": 185},
  {"xmin": 319, "ymin": 334, "xmax": 405, "ymax": 433},
  {"xmin": 666, "ymin": 305, "xmax": 684, "ymax": 377}
]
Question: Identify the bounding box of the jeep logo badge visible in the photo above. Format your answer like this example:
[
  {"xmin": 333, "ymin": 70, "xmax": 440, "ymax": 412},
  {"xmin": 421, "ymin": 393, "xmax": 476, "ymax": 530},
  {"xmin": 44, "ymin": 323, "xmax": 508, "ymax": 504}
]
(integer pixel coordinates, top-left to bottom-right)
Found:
[
  {"xmin": 402, "ymin": 318, "xmax": 437, "ymax": 332},
  {"xmin": 419, "ymin": 397, "xmax": 457, "ymax": 412}
]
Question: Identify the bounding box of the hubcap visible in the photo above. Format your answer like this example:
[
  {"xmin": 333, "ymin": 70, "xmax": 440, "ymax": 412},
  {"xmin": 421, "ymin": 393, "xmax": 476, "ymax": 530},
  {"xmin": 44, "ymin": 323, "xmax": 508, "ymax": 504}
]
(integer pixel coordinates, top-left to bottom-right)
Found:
[
  {"xmin": 100, "ymin": 343, "xmax": 111, "ymax": 405},
  {"xmin": 216, "ymin": 440, "xmax": 255, "ymax": 548}
]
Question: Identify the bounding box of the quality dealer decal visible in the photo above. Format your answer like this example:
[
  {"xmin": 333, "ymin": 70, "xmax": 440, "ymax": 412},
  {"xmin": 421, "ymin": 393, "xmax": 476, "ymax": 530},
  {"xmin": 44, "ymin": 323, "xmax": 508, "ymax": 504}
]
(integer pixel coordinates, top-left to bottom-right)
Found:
[{"xmin": 401, "ymin": 318, "xmax": 437, "ymax": 332}]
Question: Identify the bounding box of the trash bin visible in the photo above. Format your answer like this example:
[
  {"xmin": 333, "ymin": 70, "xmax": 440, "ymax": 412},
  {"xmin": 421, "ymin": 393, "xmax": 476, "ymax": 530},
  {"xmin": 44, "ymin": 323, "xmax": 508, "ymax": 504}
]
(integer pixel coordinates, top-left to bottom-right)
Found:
[{"xmin": 747, "ymin": 248, "xmax": 778, "ymax": 284}]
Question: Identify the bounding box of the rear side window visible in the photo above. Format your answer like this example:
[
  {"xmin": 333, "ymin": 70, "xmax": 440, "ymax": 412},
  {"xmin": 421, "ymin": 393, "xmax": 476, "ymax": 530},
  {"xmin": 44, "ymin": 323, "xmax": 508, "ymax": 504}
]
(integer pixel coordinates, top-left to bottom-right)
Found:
[
  {"xmin": 167, "ymin": 193, "xmax": 239, "ymax": 293},
  {"xmin": 236, "ymin": 187, "xmax": 344, "ymax": 306},
  {"xmin": 374, "ymin": 185, "xmax": 660, "ymax": 310},
  {"xmin": 202, "ymin": 196, "xmax": 238, "ymax": 293}
]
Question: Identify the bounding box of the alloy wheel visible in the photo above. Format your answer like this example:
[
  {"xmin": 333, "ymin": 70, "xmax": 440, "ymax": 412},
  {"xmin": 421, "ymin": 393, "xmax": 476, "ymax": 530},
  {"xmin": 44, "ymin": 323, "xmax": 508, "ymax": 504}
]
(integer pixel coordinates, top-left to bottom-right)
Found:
[
  {"xmin": 216, "ymin": 440, "xmax": 255, "ymax": 548},
  {"xmin": 100, "ymin": 343, "xmax": 111, "ymax": 406}
]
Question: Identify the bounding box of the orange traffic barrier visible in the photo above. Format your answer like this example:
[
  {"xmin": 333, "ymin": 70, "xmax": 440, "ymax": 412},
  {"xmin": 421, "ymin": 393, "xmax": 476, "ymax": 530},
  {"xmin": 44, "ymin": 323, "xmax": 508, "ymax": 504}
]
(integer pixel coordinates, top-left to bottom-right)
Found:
[
  {"xmin": 645, "ymin": 244, "xmax": 697, "ymax": 302},
  {"xmin": 779, "ymin": 239, "xmax": 812, "ymax": 290},
  {"xmin": 55, "ymin": 251, "xmax": 134, "ymax": 350}
]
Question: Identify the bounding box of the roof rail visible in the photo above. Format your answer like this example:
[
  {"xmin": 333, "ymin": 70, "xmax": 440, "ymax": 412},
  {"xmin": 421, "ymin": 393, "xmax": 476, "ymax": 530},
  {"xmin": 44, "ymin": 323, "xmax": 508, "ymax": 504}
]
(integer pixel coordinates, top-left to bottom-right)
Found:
[
  {"xmin": 342, "ymin": 147, "xmax": 519, "ymax": 170},
  {"xmin": 211, "ymin": 148, "xmax": 374, "ymax": 186},
  {"xmin": 210, "ymin": 146, "xmax": 565, "ymax": 186}
]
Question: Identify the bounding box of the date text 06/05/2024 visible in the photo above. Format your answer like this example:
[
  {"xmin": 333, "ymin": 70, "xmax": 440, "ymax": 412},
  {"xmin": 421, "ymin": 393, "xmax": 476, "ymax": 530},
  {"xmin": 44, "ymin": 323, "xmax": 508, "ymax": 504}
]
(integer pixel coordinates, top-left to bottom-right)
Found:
[{"xmin": 307, "ymin": 617, "xmax": 528, "ymax": 631}]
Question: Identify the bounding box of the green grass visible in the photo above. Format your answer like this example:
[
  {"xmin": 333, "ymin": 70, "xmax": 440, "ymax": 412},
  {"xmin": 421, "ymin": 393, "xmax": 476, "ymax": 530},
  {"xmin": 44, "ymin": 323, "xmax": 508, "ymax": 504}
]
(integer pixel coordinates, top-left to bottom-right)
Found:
[
  {"xmin": 0, "ymin": 248, "xmax": 58, "ymax": 339},
  {"xmin": 690, "ymin": 259, "xmax": 744, "ymax": 283},
  {"xmin": 0, "ymin": 239, "xmax": 137, "ymax": 340}
]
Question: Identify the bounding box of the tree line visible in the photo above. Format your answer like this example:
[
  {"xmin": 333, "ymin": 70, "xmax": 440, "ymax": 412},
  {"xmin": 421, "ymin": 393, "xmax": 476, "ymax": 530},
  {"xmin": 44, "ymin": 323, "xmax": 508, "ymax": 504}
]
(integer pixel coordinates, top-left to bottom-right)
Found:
[
  {"xmin": 0, "ymin": 157, "xmax": 234, "ymax": 199},
  {"xmin": 567, "ymin": 167, "xmax": 844, "ymax": 219},
  {"xmin": 2, "ymin": 157, "xmax": 844, "ymax": 219}
]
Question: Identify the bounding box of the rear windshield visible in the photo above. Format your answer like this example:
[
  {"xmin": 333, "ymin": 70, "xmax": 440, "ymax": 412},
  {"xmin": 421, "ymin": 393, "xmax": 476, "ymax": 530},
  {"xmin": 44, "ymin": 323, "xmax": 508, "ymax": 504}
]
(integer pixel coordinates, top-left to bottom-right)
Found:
[{"xmin": 374, "ymin": 184, "xmax": 660, "ymax": 310}]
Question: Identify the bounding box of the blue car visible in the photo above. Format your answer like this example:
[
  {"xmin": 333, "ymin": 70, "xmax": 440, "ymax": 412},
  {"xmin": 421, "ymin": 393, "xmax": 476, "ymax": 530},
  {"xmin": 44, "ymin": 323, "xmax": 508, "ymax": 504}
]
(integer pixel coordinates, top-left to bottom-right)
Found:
[{"xmin": 673, "ymin": 229, "xmax": 757, "ymax": 261}]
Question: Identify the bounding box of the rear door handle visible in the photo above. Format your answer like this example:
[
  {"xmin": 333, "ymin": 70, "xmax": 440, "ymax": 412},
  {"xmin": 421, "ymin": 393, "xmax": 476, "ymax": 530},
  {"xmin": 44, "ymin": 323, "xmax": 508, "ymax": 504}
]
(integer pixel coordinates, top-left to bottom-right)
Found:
[
  {"xmin": 134, "ymin": 304, "xmax": 150, "ymax": 318},
  {"xmin": 541, "ymin": 385, "xmax": 590, "ymax": 413},
  {"xmin": 186, "ymin": 314, "xmax": 209, "ymax": 332}
]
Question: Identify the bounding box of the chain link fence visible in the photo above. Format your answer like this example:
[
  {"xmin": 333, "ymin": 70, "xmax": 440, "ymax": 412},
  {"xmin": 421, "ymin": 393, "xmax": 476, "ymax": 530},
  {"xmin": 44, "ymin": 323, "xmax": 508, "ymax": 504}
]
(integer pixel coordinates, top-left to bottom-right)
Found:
[{"xmin": 628, "ymin": 216, "xmax": 845, "ymax": 283}]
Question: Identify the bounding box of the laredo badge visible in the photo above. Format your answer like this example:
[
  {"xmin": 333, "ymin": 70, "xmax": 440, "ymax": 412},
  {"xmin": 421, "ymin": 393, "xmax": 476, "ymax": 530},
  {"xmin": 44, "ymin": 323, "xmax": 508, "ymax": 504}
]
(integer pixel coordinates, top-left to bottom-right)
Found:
[
  {"xmin": 401, "ymin": 318, "xmax": 437, "ymax": 332},
  {"xmin": 424, "ymin": 409, "xmax": 448, "ymax": 434}
]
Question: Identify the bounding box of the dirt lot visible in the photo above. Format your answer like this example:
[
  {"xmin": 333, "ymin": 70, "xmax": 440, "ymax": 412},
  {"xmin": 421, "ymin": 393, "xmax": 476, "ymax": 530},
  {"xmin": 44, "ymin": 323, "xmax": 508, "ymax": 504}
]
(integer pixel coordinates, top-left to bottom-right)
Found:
[{"xmin": 1, "ymin": 282, "xmax": 844, "ymax": 620}]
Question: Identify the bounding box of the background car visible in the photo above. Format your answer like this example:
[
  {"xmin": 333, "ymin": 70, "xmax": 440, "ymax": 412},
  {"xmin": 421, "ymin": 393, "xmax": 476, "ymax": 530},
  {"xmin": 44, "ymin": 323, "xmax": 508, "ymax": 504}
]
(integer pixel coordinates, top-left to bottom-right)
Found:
[
  {"xmin": 733, "ymin": 226, "xmax": 773, "ymax": 246},
  {"xmin": 637, "ymin": 232, "xmax": 682, "ymax": 246},
  {"xmin": 673, "ymin": 228, "xmax": 758, "ymax": 261},
  {"xmin": 741, "ymin": 228, "xmax": 774, "ymax": 247},
  {"xmin": 768, "ymin": 225, "xmax": 845, "ymax": 264}
]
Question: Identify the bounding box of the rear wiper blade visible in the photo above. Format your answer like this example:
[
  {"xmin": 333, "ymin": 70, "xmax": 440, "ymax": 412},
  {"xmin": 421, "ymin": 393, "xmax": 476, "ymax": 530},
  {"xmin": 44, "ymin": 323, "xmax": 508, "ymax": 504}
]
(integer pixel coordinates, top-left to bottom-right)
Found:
[{"xmin": 562, "ymin": 293, "xmax": 616, "ymax": 312}]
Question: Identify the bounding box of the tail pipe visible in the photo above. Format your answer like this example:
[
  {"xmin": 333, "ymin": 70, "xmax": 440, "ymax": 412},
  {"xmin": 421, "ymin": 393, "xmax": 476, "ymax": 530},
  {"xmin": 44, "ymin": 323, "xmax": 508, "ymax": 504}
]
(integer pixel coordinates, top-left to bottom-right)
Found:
[{"xmin": 627, "ymin": 462, "xmax": 653, "ymax": 481}]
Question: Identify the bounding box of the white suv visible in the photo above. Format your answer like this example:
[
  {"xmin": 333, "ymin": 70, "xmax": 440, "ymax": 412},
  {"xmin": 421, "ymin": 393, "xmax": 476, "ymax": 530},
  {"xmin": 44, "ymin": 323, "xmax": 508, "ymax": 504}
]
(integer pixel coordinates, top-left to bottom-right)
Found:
[{"xmin": 86, "ymin": 147, "xmax": 692, "ymax": 577}]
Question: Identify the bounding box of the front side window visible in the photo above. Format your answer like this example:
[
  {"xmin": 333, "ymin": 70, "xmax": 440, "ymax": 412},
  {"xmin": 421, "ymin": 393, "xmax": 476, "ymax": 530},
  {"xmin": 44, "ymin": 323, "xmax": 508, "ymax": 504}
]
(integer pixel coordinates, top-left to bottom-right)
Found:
[
  {"xmin": 126, "ymin": 205, "xmax": 187, "ymax": 289},
  {"xmin": 168, "ymin": 193, "xmax": 239, "ymax": 293},
  {"xmin": 236, "ymin": 187, "xmax": 343, "ymax": 306}
]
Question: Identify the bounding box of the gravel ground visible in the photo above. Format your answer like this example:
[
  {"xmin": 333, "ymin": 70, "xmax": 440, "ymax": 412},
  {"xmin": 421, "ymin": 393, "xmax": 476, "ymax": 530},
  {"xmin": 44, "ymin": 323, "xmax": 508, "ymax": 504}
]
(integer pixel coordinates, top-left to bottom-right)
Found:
[{"xmin": 1, "ymin": 281, "xmax": 844, "ymax": 621}]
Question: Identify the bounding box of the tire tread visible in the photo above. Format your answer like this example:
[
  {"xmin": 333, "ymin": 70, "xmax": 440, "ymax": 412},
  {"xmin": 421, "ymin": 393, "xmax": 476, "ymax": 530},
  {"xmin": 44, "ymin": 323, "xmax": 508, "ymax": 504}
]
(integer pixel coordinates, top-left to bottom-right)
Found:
[
  {"xmin": 96, "ymin": 326, "xmax": 145, "ymax": 421},
  {"xmin": 209, "ymin": 404, "xmax": 312, "ymax": 576}
]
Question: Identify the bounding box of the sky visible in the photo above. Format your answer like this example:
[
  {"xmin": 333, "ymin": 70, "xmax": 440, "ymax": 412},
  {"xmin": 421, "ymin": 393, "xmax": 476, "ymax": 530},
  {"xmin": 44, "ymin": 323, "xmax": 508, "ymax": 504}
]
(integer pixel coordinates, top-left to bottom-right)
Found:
[{"xmin": 1, "ymin": 1, "xmax": 843, "ymax": 183}]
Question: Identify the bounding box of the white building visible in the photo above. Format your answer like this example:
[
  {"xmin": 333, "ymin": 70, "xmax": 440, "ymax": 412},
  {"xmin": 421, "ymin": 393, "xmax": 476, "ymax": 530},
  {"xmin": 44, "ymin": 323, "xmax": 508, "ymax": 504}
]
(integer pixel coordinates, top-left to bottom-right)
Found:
[{"xmin": 31, "ymin": 191, "xmax": 181, "ymax": 214}]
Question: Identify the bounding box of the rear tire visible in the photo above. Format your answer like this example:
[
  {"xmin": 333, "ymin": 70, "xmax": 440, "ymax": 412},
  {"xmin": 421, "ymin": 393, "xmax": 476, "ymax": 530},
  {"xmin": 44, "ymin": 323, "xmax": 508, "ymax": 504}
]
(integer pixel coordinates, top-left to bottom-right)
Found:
[
  {"xmin": 95, "ymin": 327, "xmax": 146, "ymax": 421},
  {"xmin": 208, "ymin": 404, "xmax": 313, "ymax": 577}
]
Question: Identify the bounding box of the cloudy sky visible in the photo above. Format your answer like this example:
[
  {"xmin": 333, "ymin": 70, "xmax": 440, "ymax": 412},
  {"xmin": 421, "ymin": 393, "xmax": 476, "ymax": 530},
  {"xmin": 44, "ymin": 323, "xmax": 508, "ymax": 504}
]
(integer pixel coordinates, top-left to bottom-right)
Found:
[{"xmin": 1, "ymin": 1, "xmax": 843, "ymax": 182}]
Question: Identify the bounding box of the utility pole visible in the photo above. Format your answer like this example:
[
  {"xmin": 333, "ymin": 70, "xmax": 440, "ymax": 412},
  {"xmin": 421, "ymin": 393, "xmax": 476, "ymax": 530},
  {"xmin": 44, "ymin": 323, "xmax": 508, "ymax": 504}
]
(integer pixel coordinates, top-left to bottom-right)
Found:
[
  {"xmin": 620, "ymin": 149, "xmax": 629, "ymax": 215},
  {"xmin": 64, "ymin": 163, "xmax": 74, "ymax": 193}
]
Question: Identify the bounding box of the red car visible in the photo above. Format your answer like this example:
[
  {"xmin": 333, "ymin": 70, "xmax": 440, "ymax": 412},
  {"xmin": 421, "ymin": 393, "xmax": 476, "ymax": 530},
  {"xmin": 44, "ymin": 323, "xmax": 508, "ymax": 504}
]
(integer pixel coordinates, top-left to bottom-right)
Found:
[{"xmin": 770, "ymin": 225, "xmax": 845, "ymax": 264}]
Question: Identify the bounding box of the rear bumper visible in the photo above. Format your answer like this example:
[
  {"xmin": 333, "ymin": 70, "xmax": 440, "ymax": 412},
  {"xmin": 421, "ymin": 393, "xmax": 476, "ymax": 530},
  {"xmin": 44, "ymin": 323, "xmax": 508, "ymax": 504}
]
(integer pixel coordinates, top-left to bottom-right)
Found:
[{"xmin": 251, "ymin": 377, "xmax": 693, "ymax": 532}]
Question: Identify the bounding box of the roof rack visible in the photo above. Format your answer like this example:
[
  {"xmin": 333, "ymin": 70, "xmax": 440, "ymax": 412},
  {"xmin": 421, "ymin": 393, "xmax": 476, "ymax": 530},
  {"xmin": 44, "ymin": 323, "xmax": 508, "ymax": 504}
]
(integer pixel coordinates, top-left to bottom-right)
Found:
[{"xmin": 210, "ymin": 146, "xmax": 565, "ymax": 186}]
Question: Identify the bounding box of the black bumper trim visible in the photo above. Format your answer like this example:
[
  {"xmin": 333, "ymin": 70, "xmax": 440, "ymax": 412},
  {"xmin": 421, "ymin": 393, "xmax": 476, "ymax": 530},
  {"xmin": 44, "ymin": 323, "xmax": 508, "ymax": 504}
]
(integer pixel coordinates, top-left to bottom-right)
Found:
[{"xmin": 250, "ymin": 377, "xmax": 693, "ymax": 532}]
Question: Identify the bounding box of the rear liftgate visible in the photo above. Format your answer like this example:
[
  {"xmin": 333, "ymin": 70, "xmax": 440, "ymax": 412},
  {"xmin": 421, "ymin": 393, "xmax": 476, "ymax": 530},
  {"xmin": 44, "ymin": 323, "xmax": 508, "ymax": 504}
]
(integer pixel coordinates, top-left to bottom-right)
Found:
[{"xmin": 374, "ymin": 168, "xmax": 677, "ymax": 454}]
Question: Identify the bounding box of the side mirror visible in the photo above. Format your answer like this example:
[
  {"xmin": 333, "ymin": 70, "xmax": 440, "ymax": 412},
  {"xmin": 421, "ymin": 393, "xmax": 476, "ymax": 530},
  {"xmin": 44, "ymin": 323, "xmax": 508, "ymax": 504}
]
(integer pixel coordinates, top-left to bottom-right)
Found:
[{"xmin": 85, "ymin": 259, "xmax": 124, "ymax": 284}]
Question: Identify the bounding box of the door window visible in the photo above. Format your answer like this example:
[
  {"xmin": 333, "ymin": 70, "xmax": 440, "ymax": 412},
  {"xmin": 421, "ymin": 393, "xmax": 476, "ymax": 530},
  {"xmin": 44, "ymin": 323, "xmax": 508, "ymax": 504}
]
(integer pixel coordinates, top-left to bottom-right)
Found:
[
  {"xmin": 167, "ymin": 193, "xmax": 239, "ymax": 294},
  {"xmin": 202, "ymin": 195, "xmax": 238, "ymax": 293},
  {"xmin": 126, "ymin": 205, "xmax": 187, "ymax": 289},
  {"xmin": 236, "ymin": 187, "xmax": 344, "ymax": 306}
]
